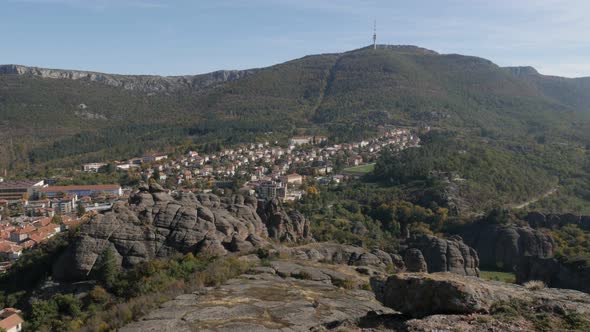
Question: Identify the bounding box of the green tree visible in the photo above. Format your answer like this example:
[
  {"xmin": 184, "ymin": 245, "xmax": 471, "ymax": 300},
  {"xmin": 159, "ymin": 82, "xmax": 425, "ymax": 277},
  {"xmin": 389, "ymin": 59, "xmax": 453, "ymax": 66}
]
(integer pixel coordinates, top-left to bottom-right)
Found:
[
  {"xmin": 51, "ymin": 214, "xmax": 63, "ymax": 224},
  {"xmin": 29, "ymin": 300, "xmax": 58, "ymax": 331},
  {"xmin": 76, "ymin": 202, "xmax": 86, "ymax": 217},
  {"xmin": 97, "ymin": 247, "xmax": 118, "ymax": 290}
]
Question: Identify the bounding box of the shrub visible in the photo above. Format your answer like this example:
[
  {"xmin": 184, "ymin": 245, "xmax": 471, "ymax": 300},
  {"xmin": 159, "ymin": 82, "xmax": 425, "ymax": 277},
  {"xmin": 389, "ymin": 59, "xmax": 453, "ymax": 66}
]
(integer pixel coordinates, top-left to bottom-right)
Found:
[
  {"xmin": 332, "ymin": 278, "xmax": 357, "ymax": 289},
  {"xmin": 293, "ymin": 271, "xmax": 313, "ymax": 280}
]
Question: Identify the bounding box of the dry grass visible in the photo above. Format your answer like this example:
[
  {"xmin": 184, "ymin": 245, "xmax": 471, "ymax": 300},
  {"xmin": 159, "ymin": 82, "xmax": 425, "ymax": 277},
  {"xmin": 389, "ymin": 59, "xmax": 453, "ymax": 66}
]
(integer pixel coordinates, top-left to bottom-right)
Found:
[{"xmin": 523, "ymin": 280, "xmax": 546, "ymax": 291}]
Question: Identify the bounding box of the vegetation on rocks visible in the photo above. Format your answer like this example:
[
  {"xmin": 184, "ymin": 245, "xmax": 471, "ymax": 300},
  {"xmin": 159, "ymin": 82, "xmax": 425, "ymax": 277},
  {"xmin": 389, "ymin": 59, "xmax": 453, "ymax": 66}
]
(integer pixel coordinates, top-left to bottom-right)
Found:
[{"xmin": 27, "ymin": 254, "xmax": 250, "ymax": 331}]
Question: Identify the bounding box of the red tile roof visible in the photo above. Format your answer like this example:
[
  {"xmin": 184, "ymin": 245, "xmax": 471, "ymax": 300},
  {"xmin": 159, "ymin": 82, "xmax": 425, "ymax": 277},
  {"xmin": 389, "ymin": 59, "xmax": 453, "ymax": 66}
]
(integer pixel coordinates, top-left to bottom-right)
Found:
[
  {"xmin": 12, "ymin": 225, "xmax": 35, "ymax": 235},
  {"xmin": 0, "ymin": 309, "xmax": 24, "ymax": 331},
  {"xmin": 39, "ymin": 185, "xmax": 120, "ymax": 192},
  {"xmin": 0, "ymin": 180, "xmax": 42, "ymax": 189},
  {"xmin": 0, "ymin": 242, "xmax": 22, "ymax": 254}
]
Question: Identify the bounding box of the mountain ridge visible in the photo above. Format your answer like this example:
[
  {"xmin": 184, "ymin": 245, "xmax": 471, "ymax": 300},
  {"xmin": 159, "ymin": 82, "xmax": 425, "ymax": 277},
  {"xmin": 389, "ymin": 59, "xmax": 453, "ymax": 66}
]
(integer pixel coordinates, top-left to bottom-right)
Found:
[
  {"xmin": 2, "ymin": 44, "xmax": 590, "ymax": 170},
  {"xmin": 0, "ymin": 64, "xmax": 258, "ymax": 93}
]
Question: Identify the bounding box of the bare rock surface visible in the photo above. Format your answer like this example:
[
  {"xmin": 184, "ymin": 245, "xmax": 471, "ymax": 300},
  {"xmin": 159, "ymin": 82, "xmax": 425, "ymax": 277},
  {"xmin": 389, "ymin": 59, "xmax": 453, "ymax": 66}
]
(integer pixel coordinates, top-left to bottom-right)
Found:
[
  {"xmin": 375, "ymin": 272, "xmax": 590, "ymax": 318},
  {"xmin": 120, "ymin": 262, "xmax": 393, "ymax": 332},
  {"xmin": 53, "ymin": 186, "xmax": 310, "ymax": 280}
]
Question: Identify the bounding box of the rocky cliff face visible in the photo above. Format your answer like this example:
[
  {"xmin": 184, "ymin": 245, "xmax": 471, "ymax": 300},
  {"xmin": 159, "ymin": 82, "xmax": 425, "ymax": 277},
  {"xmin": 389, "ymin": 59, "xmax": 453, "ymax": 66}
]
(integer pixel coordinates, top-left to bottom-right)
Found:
[
  {"xmin": 257, "ymin": 198, "xmax": 312, "ymax": 242},
  {"xmin": 0, "ymin": 64, "xmax": 256, "ymax": 93},
  {"xmin": 461, "ymin": 222, "xmax": 555, "ymax": 271},
  {"xmin": 53, "ymin": 185, "xmax": 309, "ymax": 280},
  {"xmin": 516, "ymin": 256, "xmax": 590, "ymax": 294},
  {"xmin": 404, "ymin": 235, "xmax": 480, "ymax": 276}
]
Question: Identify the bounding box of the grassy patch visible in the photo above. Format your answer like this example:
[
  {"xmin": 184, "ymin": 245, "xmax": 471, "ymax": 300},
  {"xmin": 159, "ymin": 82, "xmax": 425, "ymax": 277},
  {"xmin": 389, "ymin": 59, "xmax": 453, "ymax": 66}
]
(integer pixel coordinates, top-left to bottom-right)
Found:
[
  {"xmin": 332, "ymin": 278, "xmax": 357, "ymax": 290},
  {"xmin": 479, "ymin": 270, "xmax": 516, "ymax": 283},
  {"xmin": 342, "ymin": 163, "xmax": 375, "ymax": 175},
  {"xmin": 491, "ymin": 299, "xmax": 590, "ymax": 331}
]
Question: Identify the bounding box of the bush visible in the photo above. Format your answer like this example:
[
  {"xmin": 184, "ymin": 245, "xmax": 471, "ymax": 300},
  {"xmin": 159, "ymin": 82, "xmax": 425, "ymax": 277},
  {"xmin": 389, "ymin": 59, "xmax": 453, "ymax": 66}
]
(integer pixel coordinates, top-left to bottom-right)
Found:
[
  {"xmin": 332, "ymin": 278, "xmax": 357, "ymax": 290},
  {"xmin": 292, "ymin": 271, "xmax": 313, "ymax": 280}
]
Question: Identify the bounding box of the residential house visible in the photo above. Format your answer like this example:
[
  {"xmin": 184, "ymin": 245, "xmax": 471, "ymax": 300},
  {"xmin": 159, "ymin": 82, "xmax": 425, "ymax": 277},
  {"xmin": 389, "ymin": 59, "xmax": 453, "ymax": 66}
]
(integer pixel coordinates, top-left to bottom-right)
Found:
[{"xmin": 0, "ymin": 308, "xmax": 24, "ymax": 332}]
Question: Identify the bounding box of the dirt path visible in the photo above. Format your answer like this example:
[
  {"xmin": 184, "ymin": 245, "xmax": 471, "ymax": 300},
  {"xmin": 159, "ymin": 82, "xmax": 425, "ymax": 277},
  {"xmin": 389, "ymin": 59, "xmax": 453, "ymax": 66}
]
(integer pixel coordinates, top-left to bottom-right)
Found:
[{"xmin": 512, "ymin": 187, "xmax": 558, "ymax": 209}]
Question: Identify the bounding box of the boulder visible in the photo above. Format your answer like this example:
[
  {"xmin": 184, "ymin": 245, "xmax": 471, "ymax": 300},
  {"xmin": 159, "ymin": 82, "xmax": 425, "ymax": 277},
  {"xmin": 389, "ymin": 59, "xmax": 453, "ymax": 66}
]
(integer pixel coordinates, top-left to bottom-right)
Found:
[{"xmin": 374, "ymin": 272, "xmax": 590, "ymax": 318}]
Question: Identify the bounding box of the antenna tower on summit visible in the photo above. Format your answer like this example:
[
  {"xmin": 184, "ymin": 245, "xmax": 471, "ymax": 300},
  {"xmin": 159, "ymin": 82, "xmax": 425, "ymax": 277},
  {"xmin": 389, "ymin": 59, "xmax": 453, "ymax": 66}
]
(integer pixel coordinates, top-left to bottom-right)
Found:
[{"xmin": 373, "ymin": 20, "xmax": 377, "ymax": 49}]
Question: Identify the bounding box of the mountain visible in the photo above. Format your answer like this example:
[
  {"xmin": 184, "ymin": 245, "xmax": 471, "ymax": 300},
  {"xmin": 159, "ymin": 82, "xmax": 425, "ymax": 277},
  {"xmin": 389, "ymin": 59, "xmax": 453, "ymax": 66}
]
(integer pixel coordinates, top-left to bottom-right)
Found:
[
  {"xmin": 1, "ymin": 45, "xmax": 590, "ymax": 170},
  {"xmin": 504, "ymin": 66, "xmax": 590, "ymax": 114}
]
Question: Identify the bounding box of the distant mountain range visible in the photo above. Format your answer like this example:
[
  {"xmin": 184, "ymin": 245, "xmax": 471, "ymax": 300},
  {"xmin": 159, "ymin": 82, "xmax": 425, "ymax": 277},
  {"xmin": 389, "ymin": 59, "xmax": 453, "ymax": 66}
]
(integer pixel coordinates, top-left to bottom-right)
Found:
[{"xmin": 1, "ymin": 45, "xmax": 589, "ymax": 170}]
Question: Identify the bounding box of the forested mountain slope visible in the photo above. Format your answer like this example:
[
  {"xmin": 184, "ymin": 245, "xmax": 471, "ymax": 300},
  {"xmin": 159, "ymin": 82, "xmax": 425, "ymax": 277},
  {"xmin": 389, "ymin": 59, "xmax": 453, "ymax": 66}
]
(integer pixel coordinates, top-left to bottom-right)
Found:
[{"xmin": 1, "ymin": 45, "xmax": 590, "ymax": 171}]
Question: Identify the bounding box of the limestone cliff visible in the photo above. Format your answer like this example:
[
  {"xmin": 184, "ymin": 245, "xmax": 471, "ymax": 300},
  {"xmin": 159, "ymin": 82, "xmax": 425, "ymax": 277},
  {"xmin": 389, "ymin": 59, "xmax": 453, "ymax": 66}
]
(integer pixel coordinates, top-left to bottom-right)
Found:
[{"xmin": 0, "ymin": 64, "xmax": 256, "ymax": 93}]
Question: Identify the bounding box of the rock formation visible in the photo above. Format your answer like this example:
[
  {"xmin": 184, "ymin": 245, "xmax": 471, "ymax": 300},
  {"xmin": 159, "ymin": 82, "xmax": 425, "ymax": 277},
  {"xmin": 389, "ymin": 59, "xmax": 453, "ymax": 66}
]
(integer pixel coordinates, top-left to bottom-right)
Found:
[
  {"xmin": 404, "ymin": 234, "xmax": 480, "ymax": 276},
  {"xmin": 278, "ymin": 243, "xmax": 397, "ymax": 271},
  {"xmin": 53, "ymin": 185, "xmax": 310, "ymax": 280},
  {"xmin": 120, "ymin": 261, "xmax": 394, "ymax": 331},
  {"xmin": 461, "ymin": 222, "xmax": 555, "ymax": 270},
  {"xmin": 257, "ymin": 198, "xmax": 312, "ymax": 242},
  {"xmin": 404, "ymin": 248, "xmax": 428, "ymax": 273},
  {"xmin": 374, "ymin": 272, "xmax": 590, "ymax": 318},
  {"xmin": 516, "ymin": 256, "xmax": 590, "ymax": 294}
]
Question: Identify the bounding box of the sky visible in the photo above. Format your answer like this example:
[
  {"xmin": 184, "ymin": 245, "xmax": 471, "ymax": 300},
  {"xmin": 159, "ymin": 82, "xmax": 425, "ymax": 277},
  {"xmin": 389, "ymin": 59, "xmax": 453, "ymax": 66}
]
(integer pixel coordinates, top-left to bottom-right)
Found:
[{"xmin": 1, "ymin": 0, "xmax": 589, "ymax": 77}]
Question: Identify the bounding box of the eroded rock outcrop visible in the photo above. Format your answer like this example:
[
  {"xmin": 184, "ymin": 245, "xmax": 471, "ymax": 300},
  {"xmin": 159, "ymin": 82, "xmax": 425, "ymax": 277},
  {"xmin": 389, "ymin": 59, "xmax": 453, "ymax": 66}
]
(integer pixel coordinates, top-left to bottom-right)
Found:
[
  {"xmin": 279, "ymin": 243, "xmax": 397, "ymax": 271},
  {"xmin": 53, "ymin": 186, "xmax": 310, "ymax": 280},
  {"xmin": 461, "ymin": 222, "xmax": 555, "ymax": 270},
  {"xmin": 374, "ymin": 272, "xmax": 590, "ymax": 318},
  {"xmin": 404, "ymin": 248, "xmax": 428, "ymax": 273},
  {"xmin": 405, "ymin": 234, "xmax": 480, "ymax": 276},
  {"xmin": 516, "ymin": 256, "xmax": 590, "ymax": 294},
  {"xmin": 257, "ymin": 198, "xmax": 312, "ymax": 243}
]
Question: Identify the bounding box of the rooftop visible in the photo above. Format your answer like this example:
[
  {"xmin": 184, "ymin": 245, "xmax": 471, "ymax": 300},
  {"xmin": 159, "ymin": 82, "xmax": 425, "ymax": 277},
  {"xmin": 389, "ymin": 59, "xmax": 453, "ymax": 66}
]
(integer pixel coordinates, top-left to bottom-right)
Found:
[
  {"xmin": 38, "ymin": 184, "xmax": 120, "ymax": 192},
  {"xmin": 0, "ymin": 308, "xmax": 23, "ymax": 331},
  {"xmin": 0, "ymin": 180, "xmax": 43, "ymax": 189}
]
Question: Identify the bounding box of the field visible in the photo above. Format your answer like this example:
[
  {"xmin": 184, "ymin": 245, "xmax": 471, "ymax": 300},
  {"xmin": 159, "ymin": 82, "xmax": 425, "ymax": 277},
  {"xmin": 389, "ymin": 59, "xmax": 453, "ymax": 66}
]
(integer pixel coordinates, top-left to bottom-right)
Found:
[
  {"xmin": 342, "ymin": 163, "xmax": 375, "ymax": 175},
  {"xmin": 479, "ymin": 270, "xmax": 516, "ymax": 283}
]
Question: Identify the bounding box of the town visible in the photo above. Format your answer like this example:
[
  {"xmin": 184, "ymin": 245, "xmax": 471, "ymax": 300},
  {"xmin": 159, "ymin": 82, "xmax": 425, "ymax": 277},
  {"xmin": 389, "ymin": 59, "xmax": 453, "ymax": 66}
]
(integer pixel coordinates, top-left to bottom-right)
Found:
[{"xmin": 0, "ymin": 126, "xmax": 419, "ymax": 274}]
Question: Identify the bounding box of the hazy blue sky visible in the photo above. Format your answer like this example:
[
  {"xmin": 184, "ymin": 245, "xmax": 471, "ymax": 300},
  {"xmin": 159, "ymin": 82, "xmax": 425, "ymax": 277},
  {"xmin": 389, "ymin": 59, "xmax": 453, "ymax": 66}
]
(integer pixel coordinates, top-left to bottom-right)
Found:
[{"xmin": 1, "ymin": 0, "xmax": 588, "ymax": 77}]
